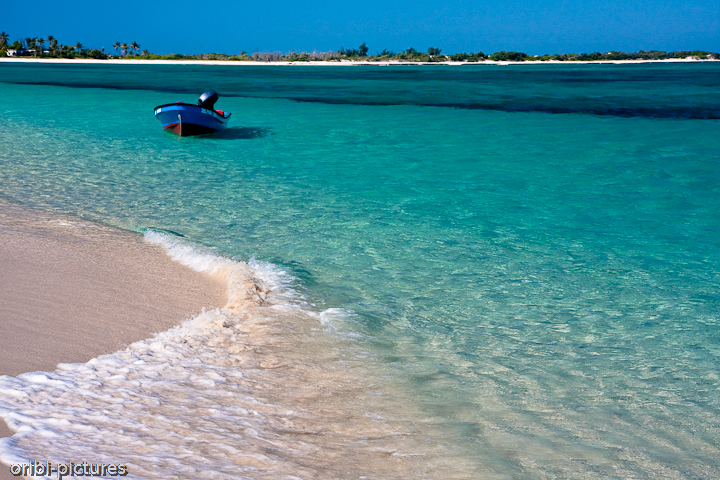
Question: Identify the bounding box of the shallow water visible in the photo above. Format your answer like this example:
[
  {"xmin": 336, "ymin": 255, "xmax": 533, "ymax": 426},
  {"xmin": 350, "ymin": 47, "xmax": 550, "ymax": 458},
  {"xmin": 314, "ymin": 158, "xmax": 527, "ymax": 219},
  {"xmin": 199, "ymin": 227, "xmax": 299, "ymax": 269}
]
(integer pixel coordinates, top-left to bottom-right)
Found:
[
  {"xmin": 1, "ymin": 231, "xmax": 460, "ymax": 478},
  {"xmin": 1, "ymin": 62, "xmax": 719, "ymax": 478}
]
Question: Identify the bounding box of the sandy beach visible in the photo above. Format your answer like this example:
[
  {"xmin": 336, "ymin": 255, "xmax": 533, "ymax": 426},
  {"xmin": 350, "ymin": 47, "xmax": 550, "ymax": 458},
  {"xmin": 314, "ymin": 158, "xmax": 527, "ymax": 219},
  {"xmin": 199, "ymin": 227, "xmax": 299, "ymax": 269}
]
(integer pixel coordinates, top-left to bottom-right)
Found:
[
  {"xmin": 0, "ymin": 200, "xmax": 456, "ymax": 479},
  {"xmin": 0, "ymin": 202, "xmax": 225, "ymax": 479},
  {"xmin": 0, "ymin": 57, "xmax": 716, "ymax": 66}
]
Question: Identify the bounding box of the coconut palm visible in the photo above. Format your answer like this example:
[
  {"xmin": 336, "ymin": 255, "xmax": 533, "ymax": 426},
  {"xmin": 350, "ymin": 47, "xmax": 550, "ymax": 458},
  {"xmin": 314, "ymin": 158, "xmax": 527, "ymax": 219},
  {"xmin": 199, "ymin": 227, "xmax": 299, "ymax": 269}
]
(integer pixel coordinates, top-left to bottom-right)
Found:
[
  {"xmin": 47, "ymin": 35, "xmax": 56, "ymax": 55},
  {"xmin": 74, "ymin": 42, "xmax": 83, "ymax": 55},
  {"xmin": 113, "ymin": 41, "xmax": 121, "ymax": 55},
  {"xmin": 0, "ymin": 32, "xmax": 8, "ymax": 48},
  {"xmin": 131, "ymin": 41, "xmax": 140, "ymax": 55},
  {"xmin": 142, "ymin": 49, "xmax": 150, "ymax": 57},
  {"xmin": 121, "ymin": 43, "xmax": 128, "ymax": 57},
  {"xmin": 35, "ymin": 37, "xmax": 45, "ymax": 56}
]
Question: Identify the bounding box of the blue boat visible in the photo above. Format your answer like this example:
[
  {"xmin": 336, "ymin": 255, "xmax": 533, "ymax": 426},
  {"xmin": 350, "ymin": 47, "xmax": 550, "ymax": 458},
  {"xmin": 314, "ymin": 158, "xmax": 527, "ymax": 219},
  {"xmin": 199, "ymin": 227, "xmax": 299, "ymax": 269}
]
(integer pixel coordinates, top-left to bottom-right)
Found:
[{"xmin": 154, "ymin": 90, "xmax": 231, "ymax": 137}]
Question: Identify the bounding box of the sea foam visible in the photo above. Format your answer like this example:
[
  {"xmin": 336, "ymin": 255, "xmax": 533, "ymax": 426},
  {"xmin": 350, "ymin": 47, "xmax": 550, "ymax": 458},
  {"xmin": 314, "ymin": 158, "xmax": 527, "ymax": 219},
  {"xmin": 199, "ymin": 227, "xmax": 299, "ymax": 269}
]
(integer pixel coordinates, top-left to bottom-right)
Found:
[{"xmin": 0, "ymin": 232, "xmax": 450, "ymax": 479}]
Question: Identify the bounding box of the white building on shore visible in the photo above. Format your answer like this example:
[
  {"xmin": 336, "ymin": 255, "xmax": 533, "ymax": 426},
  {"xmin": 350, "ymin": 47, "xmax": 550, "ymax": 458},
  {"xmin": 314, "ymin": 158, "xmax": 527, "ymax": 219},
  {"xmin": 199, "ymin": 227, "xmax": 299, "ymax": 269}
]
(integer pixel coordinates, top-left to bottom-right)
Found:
[{"xmin": 6, "ymin": 49, "xmax": 35, "ymax": 57}]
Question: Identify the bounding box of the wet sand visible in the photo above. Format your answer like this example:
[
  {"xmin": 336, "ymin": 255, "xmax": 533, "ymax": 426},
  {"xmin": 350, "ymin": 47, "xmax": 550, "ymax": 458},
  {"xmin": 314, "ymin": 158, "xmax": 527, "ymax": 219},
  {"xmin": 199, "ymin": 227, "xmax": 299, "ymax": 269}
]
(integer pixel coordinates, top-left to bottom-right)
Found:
[
  {"xmin": 0, "ymin": 202, "xmax": 463, "ymax": 480},
  {"xmin": 0, "ymin": 202, "xmax": 226, "ymax": 478}
]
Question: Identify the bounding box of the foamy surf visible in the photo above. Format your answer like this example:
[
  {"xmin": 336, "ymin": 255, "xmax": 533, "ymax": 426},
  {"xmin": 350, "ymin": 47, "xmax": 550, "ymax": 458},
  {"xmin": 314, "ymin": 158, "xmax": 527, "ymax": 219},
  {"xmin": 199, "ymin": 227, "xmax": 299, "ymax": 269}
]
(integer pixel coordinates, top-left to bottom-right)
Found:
[{"xmin": 0, "ymin": 232, "xmax": 459, "ymax": 479}]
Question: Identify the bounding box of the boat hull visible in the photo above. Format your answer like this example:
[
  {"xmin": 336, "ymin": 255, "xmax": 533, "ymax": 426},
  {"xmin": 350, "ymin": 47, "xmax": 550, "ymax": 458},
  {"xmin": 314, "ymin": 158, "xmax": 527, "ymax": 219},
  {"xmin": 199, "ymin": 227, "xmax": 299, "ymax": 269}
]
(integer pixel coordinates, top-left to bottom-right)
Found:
[{"xmin": 154, "ymin": 103, "xmax": 231, "ymax": 137}]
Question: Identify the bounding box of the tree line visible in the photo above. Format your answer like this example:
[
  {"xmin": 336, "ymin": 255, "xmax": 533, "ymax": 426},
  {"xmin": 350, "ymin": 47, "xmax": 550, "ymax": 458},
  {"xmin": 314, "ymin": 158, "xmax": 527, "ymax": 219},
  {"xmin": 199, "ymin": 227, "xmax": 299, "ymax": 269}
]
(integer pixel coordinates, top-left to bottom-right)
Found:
[
  {"xmin": 486, "ymin": 50, "xmax": 720, "ymax": 62},
  {"xmin": 2, "ymin": 34, "xmax": 718, "ymax": 62},
  {"xmin": 140, "ymin": 47, "xmax": 720, "ymax": 62},
  {"xmin": 0, "ymin": 32, "xmax": 147, "ymax": 59}
]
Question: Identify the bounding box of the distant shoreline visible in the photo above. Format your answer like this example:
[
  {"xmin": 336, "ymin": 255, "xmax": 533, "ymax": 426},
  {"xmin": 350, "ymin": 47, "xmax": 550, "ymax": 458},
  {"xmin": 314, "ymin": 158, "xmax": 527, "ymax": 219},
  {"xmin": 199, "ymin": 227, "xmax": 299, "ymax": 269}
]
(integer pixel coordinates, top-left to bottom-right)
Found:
[{"xmin": 1, "ymin": 57, "xmax": 718, "ymax": 66}]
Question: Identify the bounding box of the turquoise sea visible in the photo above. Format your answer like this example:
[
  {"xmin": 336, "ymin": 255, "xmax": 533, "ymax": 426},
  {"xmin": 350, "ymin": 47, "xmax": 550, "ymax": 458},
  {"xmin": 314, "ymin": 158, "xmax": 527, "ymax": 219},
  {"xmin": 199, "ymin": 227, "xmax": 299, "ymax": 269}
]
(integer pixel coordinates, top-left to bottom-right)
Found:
[{"xmin": 1, "ymin": 62, "xmax": 719, "ymax": 478}]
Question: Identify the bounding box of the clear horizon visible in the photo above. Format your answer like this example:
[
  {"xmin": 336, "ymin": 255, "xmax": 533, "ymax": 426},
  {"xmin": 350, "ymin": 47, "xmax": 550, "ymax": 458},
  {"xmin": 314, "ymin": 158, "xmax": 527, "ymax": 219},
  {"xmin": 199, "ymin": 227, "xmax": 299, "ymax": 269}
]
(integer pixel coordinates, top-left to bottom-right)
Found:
[{"xmin": 3, "ymin": 0, "xmax": 719, "ymax": 56}]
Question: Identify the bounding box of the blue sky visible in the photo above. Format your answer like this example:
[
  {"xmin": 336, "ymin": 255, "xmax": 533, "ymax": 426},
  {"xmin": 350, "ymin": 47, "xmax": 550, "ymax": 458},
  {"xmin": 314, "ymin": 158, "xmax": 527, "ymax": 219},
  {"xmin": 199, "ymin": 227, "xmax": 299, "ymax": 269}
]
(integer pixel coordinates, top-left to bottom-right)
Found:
[{"xmin": 4, "ymin": 0, "xmax": 719, "ymax": 55}]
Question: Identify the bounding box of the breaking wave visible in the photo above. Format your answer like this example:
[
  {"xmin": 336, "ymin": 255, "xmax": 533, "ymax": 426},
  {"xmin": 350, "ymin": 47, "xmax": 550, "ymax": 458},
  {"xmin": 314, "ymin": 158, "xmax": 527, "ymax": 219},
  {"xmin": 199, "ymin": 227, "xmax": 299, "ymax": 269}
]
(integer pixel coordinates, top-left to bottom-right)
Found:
[{"xmin": 0, "ymin": 232, "xmax": 458, "ymax": 479}]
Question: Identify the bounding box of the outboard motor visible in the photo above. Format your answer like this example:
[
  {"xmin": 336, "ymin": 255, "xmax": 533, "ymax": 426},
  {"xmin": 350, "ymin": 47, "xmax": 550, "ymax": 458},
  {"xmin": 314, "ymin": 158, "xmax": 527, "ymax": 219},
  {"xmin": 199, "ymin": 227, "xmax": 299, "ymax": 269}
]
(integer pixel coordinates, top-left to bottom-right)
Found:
[{"xmin": 198, "ymin": 90, "xmax": 219, "ymax": 109}]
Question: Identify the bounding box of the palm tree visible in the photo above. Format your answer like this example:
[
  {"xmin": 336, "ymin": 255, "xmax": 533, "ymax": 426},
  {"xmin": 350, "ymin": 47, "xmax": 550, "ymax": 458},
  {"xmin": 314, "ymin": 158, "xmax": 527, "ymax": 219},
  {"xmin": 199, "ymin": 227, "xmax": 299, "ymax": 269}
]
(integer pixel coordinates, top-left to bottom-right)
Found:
[
  {"xmin": 74, "ymin": 42, "xmax": 83, "ymax": 55},
  {"xmin": 113, "ymin": 41, "xmax": 120, "ymax": 55},
  {"xmin": 121, "ymin": 43, "xmax": 128, "ymax": 57},
  {"xmin": 0, "ymin": 32, "xmax": 8, "ymax": 49},
  {"xmin": 131, "ymin": 41, "xmax": 140, "ymax": 55},
  {"xmin": 35, "ymin": 37, "xmax": 45, "ymax": 57},
  {"xmin": 47, "ymin": 35, "xmax": 56, "ymax": 55},
  {"xmin": 142, "ymin": 49, "xmax": 150, "ymax": 57}
]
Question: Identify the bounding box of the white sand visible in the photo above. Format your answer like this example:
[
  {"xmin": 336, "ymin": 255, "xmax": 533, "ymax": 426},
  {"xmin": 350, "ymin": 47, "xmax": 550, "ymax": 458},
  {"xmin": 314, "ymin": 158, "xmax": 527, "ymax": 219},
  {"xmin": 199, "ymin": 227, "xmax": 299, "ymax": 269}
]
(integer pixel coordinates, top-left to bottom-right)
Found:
[
  {"xmin": 0, "ymin": 203, "xmax": 461, "ymax": 479},
  {"xmin": 0, "ymin": 202, "xmax": 226, "ymax": 479},
  {"xmin": 0, "ymin": 202, "xmax": 226, "ymax": 377}
]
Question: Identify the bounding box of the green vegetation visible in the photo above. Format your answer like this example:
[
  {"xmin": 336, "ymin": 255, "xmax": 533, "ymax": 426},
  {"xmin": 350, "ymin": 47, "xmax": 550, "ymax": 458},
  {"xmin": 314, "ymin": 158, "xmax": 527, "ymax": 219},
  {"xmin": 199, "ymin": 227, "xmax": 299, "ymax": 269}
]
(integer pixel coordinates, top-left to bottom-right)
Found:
[
  {"xmin": 338, "ymin": 43, "xmax": 368, "ymax": 58},
  {"xmin": 448, "ymin": 51, "xmax": 485, "ymax": 62},
  {"xmin": 489, "ymin": 51, "xmax": 528, "ymax": 61},
  {"xmin": 0, "ymin": 33, "xmax": 147, "ymax": 59},
  {"xmin": 2, "ymin": 34, "xmax": 719, "ymax": 63},
  {"xmin": 524, "ymin": 50, "xmax": 719, "ymax": 61}
]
